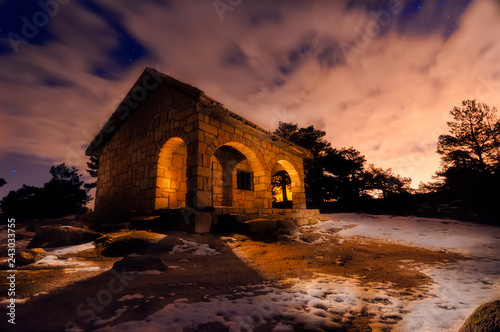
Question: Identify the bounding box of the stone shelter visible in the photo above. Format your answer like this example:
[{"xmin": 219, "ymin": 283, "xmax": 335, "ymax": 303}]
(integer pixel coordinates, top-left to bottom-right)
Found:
[{"xmin": 86, "ymin": 68, "xmax": 319, "ymax": 231}]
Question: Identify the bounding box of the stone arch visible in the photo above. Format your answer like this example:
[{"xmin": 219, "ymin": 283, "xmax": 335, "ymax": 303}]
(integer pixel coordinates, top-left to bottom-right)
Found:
[
  {"xmin": 272, "ymin": 159, "xmax": 305, "ymax": 208},
  {"xmin": 208, "ymin": 140, "xmax": 271, "ymax": 209},
  {"xmin": 205, "ymin": 134, "xmax": 268, "ymax": 172},
  {"xmin": 156, "ymin": 127, "xmax": 191, "ymax": 153},
  {"xmin": 275, "ymin": 159, "xmax": 302, "ymax": 186},
  {"xmin": 155, "ymin": 136, "xmax": 188, "ymax": 209}
]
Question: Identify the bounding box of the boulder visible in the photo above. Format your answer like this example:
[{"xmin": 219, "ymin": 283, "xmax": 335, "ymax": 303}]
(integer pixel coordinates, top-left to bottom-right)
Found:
[
  {"xmin": 17, "ymin": 248, "xmax": 47, "ymax": 266},
  {"xmin": 277, "ymin": 219, "xmax": 297, "ymax": 230},
  {"xmin": 242, "ymin": 219, "xmax": 278, "ymax": 235},
  {"xmin": 112, "ymin": 254, "xmax": 167, "ymax": 272},
  {"xmin": 300, "ymin": 232, "xmax": 321, "ymax": 243},
  {"xmin": 147, "ymin": 236, "xmax": 184, "ymax": 254},
  {"xmin": 276, "ymin": 219, "xmax": 298, "ymax": 236},
  {"xmin": 27, "ymin": 226, "xmax": 101, "ymax": 249},
  {"xmin": 102, "ymin": 231, "xmax": 166, "ymax": 257},
  {"xmin": 459, "ymin": 300, "xmax": 500, "ymax": 332}
]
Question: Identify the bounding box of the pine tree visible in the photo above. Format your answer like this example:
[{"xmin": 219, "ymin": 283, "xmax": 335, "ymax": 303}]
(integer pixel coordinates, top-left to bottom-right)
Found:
[{"xmin": 436, "ymin": 99, "xmax": 500, "ymax": 190}]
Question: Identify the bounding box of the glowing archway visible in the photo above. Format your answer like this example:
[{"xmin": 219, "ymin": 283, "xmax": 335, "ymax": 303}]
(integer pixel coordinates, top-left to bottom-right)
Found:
[
  {"xmin": 272, "ymin": 160, "xmax": 303, "ymax": 208},
  {"xmin": 155, "ymin": 137, "xmax": 187, "ymax": 209}
]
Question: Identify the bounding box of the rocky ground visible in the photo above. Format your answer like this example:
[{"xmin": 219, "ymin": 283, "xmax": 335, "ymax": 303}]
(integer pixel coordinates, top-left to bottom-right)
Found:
[{"xmin": 0, "ymin": 213, "xmax": 499, "ymax": 331}]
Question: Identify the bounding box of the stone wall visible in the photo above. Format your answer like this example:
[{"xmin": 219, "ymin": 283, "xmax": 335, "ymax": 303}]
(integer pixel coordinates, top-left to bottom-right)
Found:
[{"xmin": 94, "ymin": 84, "xmax": 196, "ymax": 217}]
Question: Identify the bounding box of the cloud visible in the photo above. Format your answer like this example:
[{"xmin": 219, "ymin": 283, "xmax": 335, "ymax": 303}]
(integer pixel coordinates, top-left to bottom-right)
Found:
[{"xmin": 0, "ymin": 0, "xmax": 499, "ymax": 200}]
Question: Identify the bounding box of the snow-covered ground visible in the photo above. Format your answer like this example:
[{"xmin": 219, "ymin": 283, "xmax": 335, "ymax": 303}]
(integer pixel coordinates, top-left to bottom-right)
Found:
[
  {"xmin": 328, "ymin": 214, "xmax": 500, "ymax": 331},
  {"xmin": 96, "ymin": 214, "xmax": 500, "ymax": 332},
  {"xmin": 327, "ymin": 213, "xmax": 500, "ymax": 258}
]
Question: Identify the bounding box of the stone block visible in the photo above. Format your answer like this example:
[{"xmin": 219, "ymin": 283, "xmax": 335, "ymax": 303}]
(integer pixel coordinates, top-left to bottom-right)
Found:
[
  {"xmin": 221, "ymin": 121, "xmax": 234, "ymax": 133},
  {"xmin": 171, "ymin": 180, "xmax": 179, "ymax": 190},
  {"xmin": 189, "ymin": 212, "xmax": 213, "ymax": 233},
  {"xmin": 294, "ymin": 217, "xmax": 309, "ymax": 226},
  {"xmin": 172, "ymin": 154, "xmax": 184, "ymax": 168},
  {"xmin": 308, "ymin": 217, "xmax": 318, "ymax": 225},
  {"xmin": 157, "ymin": 177, "xmax": 171, "ymax": 189},
  {"xmin": 198, "ymin": 121, "xmax": 218, "ymax": 136},
  {"xmin": 317, "ymin": 215, "xmax": 330, "ymax": 222}
]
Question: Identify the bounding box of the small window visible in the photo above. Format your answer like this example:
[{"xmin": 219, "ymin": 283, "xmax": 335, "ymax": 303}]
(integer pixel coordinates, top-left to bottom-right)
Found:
[{"xmin": 236, "ymin": 169, "xmax": 253, "ymax": 191}]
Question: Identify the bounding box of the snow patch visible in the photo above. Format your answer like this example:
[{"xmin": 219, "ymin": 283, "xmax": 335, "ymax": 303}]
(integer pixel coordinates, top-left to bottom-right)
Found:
[
  {"xmin": 395, "ymin": 259, "xmax": 500, "ymax": 332},
  {"xmin": 49, "ymin": 242, "xmax": 96, "ymax": 255},
  {"xmin": 64, "ymin": 266, "xmax": 100, "ymax": 273},
  {"xmin": 118, "ymin": 294, "xmax": 144, "ymax": 302},
  {"xmin": 94, "ymin": 306, "xmax": 128, "ymax": 326},
  {"xmin": 325, "ymin": 213, "xmax": 500, "ymax": 257},
  {"xmin": 34, "ymin": 255, "xmax": 86, "ymax": 267},
  {"xmin": 170, "ymin": 239, "xmax": 221, "ymax": 256},
  {"xmin": 0, "ymin": 298, "xmax": 28, "ymax": 309},
  {"xmin": 137, "ymin": 270, "xmax": 163, "ymax": 275}
]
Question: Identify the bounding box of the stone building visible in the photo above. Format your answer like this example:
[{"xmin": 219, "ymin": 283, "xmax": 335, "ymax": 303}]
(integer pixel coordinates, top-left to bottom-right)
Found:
[{"xmin": 86, "ymin": 68, "xmax": 318, "ymax": 230}]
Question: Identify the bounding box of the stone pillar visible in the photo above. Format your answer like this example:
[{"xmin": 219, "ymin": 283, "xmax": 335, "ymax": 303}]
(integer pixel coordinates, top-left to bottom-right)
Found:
[
  {"xmin": 254, "ymin": 169, "xmax": 272, "ymax": 208},
  {"xmin": 186, "ymin": 116, "xmax": 214, "ymax": 210},
  {"xmin": 293, "ymin": 190, "xmax": 307, "ymax": 209}
]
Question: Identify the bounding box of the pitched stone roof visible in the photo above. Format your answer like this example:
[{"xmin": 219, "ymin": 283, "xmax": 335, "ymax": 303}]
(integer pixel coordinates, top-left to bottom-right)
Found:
[{"xmin": 86, "ymin": 67, "xmax": 311, "ymax": 158}]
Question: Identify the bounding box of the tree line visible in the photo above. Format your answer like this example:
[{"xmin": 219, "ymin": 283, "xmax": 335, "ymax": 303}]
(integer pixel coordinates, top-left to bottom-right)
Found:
[
  {"xmin": 273, "ymin": 99, "xmax": 499, "ymax": 223},
  {"xmin": 273, "ymin": 122, "xmax": 412, "ymax": 206},
  {"xmin": 0, "ymin": 99, "xmax": 498, "ymax": 223}
]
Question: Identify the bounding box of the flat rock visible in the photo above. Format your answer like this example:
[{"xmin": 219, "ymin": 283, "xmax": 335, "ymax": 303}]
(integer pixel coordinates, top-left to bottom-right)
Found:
[
  {"xmin": 102, "ymin": 231, "xmax": 166, "ymax": 257},
  {"xmin": 243, "ymin": 218, "xmax": 278, "ymax": 234},
  {"xmin": 459, "ymin": 300, "xmax": 500, "ymax": 332},
  {"xmin": 146, "ymin": 235, "xmax": 184, "ymax": 254},
  {"xmin": 17, "ymin": 248, "xmax": 47, "ymax": 266},
  {"xmin": 27, "ymin": 226, "xmax": 101, "ymax": 249},
  {"xmin": 112, "ymin": 254, "xmax": 167, "ymax": 272},
  {"xmin": 300, "ymin": 232, "xmax": 321, "ymax": 243}
]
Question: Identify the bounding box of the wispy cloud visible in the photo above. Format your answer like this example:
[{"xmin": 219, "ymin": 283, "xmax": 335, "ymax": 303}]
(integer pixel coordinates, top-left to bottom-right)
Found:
[{"xmin": 0, "ymin": 0, "xmax": 498, "ymax": 199}]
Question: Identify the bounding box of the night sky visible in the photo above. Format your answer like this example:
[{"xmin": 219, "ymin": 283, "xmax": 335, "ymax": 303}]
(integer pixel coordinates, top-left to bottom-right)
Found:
[{"xmin": 1, "ymin": 0, "xmax": 499, "ymax": 204}]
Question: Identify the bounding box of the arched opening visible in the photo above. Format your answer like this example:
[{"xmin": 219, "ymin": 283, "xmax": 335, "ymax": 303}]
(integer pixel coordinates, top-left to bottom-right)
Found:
[
  {"xmin": 155, "ymin": 137, "xmax": 187, "ymax": 209},
  {"xmin": 272, "ymin": 160, "xmax": 302, "ymax": 209},
  {"xmin": 210, "ymin": 142, "xmax": 268, "ymax": 209},
  {"xmin": 272, "ymin": 168, "xmax": 293, "ymax": 208}
]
